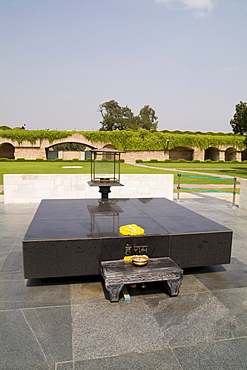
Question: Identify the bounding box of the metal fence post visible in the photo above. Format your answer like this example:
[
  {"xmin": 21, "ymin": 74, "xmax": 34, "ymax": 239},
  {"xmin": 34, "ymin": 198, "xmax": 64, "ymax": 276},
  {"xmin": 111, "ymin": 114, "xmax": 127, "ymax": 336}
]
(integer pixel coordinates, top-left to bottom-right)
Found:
[
  {"xmin": 232, "ymin": 177, "xmax": 237, "ymax": 208},
  {"xmin": 177, "ymin": 174, "xmax": 181, "ymax": 201}
]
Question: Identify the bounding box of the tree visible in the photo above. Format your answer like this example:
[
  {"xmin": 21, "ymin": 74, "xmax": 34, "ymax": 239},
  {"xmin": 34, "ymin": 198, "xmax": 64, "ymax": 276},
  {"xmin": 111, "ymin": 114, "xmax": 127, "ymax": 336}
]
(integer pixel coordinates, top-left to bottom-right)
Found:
[
  {"xmin": 139, "ymin": 105, "xmax": 158, "ymax": 130},
  {"xmin": 99, "ymin": 100, "xmax": 158, "ymax": 131},
  {"xmin": 99, "ymin": 100, "xmax": 125, "ymax": 131},
  {"xmin": 230, "ymin": 101, "xmax": 247, "ymax": 135}
]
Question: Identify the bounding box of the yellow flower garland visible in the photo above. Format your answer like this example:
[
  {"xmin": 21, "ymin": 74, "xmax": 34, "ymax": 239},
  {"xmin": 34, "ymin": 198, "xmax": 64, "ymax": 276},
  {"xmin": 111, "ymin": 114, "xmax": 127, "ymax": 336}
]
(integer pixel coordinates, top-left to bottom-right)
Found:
[{"xmin": 119, "ymin": 224, "xmax": 145, "ymax": 236}]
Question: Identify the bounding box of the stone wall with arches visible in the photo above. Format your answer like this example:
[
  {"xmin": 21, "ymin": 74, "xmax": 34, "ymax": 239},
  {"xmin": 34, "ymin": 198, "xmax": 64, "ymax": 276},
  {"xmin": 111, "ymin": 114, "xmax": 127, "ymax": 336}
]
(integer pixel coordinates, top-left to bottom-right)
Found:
[{"xmin": 0, "ymin": 133, "xmax": 245, "ymax": 163}]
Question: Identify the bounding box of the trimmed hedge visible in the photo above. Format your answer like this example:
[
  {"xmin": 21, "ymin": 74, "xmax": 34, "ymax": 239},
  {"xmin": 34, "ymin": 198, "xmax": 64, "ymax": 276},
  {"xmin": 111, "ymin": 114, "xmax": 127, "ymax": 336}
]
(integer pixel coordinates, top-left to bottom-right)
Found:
[
  {"xmin": 135, "ymin": 159, "xmax": 244, "ymax": 164},
  {"xmin": 0, "ymin": 158, "xmax": 127, "ymax": 163}
]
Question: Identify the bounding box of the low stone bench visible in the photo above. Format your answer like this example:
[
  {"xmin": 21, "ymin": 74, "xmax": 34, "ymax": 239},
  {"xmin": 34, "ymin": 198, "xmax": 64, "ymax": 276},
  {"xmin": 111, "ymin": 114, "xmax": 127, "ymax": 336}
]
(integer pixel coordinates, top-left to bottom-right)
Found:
[{"xmin": 101, "ymin": 257, "xmax": 183, "ymax": 302}]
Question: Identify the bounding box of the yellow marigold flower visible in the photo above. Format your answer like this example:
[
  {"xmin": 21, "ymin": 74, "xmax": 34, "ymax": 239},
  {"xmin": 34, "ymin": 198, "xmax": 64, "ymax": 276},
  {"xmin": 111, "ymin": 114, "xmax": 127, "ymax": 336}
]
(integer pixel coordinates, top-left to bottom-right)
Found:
[
  {"xmin": 123, "ymin": 256, "xmax": 132, "ymax": 262},
  {"xmin": 119, "ymin": 224, "xmax": 145, "ymax": 236}
]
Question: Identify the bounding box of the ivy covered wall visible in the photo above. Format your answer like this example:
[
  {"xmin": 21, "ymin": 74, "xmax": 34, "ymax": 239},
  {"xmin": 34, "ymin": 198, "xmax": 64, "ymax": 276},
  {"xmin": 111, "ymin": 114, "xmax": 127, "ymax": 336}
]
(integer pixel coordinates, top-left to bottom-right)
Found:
[{"xmin": 0, "ymin": 129, "xmax": 245, "ymax": 150}]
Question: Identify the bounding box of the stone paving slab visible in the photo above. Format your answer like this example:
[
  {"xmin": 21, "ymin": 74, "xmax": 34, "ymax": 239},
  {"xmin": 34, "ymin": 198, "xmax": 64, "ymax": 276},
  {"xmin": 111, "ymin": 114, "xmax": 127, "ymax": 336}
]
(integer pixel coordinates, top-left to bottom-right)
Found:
[
  {"xmin": 145, "ymin": 292, "xmax": 247, "ymax": 347},
  {"xmin": 188, "ymin": 258, "xmax": 247, "ymax": 291},
  {"xmin": 72, "ymin": 299, "xmax": 168, "ymax": 361},
  {"xmin": 212, "ymin": 287, "xmax": 247, "ymax": 327},
  {"xmin": 0, "ymin": 197, "xmax": 246, "ymax": 369},
  {"xmin": 22, "ymin": 306, "xmax": 73, "ymax": 365},
  {"xmin": 0, "ymin": 310, "xmax": 50, "ymax": 370},
  {"xmin": 173, "ymin": 338, "xmax": 247, "ymax": 370}
]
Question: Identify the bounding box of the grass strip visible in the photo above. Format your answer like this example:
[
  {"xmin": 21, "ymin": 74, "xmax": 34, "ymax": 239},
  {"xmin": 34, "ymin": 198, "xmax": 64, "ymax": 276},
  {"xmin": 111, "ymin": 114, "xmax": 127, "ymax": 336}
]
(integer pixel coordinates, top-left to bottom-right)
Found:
[{"xmin": 0, "ymin": 161, "xmax": 243, "ymax": 187}]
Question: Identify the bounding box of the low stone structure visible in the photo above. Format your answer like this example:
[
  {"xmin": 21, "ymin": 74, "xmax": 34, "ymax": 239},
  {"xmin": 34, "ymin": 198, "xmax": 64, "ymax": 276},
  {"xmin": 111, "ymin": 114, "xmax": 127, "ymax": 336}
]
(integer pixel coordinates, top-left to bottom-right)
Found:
[
  {"xmin": 22, "ymin": 197, "xmax": 233, "ymax": 279},
  {"xmin": 3, "ymin": 173, "xmax": 174, "ymax": 204}
]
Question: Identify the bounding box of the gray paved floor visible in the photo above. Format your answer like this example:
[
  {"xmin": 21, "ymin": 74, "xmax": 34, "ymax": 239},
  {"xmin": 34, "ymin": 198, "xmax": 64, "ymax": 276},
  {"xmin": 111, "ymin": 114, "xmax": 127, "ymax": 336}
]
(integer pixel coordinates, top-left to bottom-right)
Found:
[{"xmin": 0, "ymin": 195, "xmax": 247, "ymax": 370}]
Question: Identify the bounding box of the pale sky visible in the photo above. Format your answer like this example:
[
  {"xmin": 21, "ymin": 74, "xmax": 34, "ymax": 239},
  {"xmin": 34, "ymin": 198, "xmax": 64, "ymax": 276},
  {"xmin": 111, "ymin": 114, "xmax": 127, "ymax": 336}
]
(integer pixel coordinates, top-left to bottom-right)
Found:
[{"xmin": 1, "ymin": 0, "xmax": 246, "ymax": 132}]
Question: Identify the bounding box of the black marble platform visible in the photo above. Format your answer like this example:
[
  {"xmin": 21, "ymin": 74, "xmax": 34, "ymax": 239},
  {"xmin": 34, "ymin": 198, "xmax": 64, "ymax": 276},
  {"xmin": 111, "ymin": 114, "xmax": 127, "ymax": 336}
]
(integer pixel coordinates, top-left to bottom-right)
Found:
[{"xmin": 22, "ymin": 198, "xmax": 232, "ymax": 279}]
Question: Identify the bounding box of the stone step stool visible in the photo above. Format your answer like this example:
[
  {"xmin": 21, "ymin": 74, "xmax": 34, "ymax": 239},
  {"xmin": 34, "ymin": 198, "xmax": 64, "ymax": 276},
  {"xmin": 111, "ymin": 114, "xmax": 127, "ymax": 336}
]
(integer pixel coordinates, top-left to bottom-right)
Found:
[{"xmin": 101, "ymin": 257, "xmax": 183, "ymax": 302}]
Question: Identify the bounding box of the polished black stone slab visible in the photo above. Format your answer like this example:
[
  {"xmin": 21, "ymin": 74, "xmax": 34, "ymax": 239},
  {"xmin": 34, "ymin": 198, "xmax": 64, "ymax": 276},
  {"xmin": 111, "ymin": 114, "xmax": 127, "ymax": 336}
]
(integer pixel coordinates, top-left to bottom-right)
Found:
[{"xmin": 22, "ymin": 198, "xmax": 232, "ymax": 279}]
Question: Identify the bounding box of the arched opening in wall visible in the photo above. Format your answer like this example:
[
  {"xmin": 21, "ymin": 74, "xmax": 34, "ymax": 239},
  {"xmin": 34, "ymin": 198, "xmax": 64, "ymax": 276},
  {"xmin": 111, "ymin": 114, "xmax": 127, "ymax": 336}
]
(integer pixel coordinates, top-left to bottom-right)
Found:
[
  {"xmin": 0, "ymin": 143, "xmax": 15, "ymax": 159},
  {"xmin": 204, "ymin": 147, "xmax": 219, "ymax": 161},
  {"xmin": 242, "ymin": 149, "xmax": 247, "ymax": 161},
  {"xmin": 46, "ymin": 142, "xmax": 92, "ymax": 159},
  {"xmin": 102, "ymin": 144, "xmax": 117, "ymax": 160},
  {"xmin": 225, "ymin": 148, "xmax": 236, "ymax": 161},
  {"xmin": 103, "ymin": 144, "xmax": 117, "ymax": 150},
  {"xmin": 169, "ymin": 146, "xmax": 193, "ymax": 161}
]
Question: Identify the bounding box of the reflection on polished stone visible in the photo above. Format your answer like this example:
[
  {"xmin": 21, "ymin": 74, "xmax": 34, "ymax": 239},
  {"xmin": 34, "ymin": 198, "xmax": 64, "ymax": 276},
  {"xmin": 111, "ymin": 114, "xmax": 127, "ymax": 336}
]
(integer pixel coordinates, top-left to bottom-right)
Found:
[{"xmin": 87, "ymin": 200, "xmax": 123, "ymax": 237}]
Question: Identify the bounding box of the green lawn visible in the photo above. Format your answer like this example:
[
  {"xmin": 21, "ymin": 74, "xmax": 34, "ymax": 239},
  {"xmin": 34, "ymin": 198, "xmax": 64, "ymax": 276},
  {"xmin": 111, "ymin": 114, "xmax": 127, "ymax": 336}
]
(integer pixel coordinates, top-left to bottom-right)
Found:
[
  {"xmin": 138, "ymin": 162, "xmax": 247, "ymax": 179},
  {"xmin": 0, "ymin": 161, "xmax": 245, "ymax": 192},
  {"xmin": 177, "ymin": 168, "xmax": 247, "ymax": 179},
  {"xmin": 0, "ymin": 161, "xmax": 165, "ymax": 185},
  {"xmin": 0, "ymin": 161, "xmax": 165, "ymax": 194}
]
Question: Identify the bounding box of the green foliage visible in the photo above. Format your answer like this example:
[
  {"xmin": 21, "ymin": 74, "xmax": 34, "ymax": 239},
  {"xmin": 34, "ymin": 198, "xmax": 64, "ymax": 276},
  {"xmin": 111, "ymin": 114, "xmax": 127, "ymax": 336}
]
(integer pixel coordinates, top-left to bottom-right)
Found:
[
  {"xmin": 162, "ymin": 129, "xmax": 235, "ymax": 136},
  {"xmin": 149, "ymin": 159, "xmax": 158, "ymax": 162},
  {"xmin": 16, "ymin": 158, "xmax": 25, "ymax": 161},
  {"xmin": 204, "ymin": 159, "xmax": 212, "ymax": 163},
  {"xmin": 177, "ymin": 159, "xmax": 188, "ymax": 163},
  {"xmin": 0, "ymin": 129, "xmax": 74, "ymax": 144},
  {"xmin": 82, "ymin": 130, "xmax": 246, "ymax": 151},
  {"xmin": 230, "ymin": 101, "xmax": 247, "ymax": 135},
  {"xmin": 139, "ymin": 105, "xmax": 158, "ymax": 130},
  {"xmin": 35, "ymin": 158, "xmax": 44, "ymax": 161},
  {"xmin": 0, "ymin": 129, "xmax": 246, "ymax": 150},
  {"xmin": 192, "ymin": 160, "xmax": 201, "ymax": 163},
  {"xmin": 99, "ymin": 100, "xmax": 135, "ymax": 131},
  {"xmin": 0, "ymin": 125, "xmax": 11, "ymax": 130},
  {"xmin": 136, "ymin": 159, "xmax": 143, "ymax": 163},
  {"xmin": 99, "ymin": 100, "xmax": 158, "ymax": 131}
]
